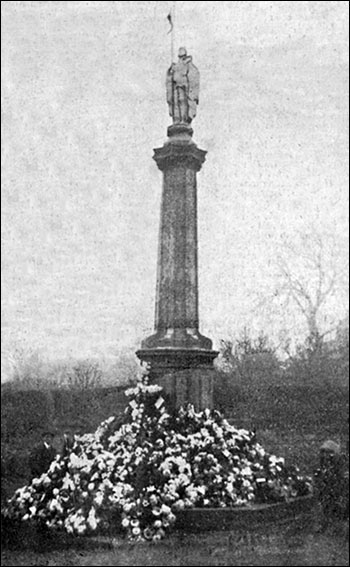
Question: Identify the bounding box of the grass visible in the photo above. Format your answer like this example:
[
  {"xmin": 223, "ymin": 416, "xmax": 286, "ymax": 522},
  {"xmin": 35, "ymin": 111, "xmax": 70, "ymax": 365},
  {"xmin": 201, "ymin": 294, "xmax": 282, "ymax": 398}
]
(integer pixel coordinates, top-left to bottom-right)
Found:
[{"xmin": 1, "ymin": 521, "xmax": 349, "ymax": 566}]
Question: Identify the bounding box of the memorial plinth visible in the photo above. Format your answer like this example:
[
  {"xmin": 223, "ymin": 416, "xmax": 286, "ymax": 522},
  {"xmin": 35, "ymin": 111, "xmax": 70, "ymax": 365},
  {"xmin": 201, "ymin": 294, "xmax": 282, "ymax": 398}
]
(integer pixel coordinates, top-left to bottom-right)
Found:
[{"xmin": 136, "ymin": 124, "xmax": 218, "ymax": 407}]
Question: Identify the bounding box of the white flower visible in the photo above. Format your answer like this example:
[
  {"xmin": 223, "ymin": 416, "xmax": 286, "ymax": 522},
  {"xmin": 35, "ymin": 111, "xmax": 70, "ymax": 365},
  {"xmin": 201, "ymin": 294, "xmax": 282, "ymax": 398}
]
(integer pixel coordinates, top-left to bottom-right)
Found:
[
  {"xmin": 214, "ymin": 426, "xmax": 224, "ymax": 439},
  {"xmin": 49, "ymin": 499, "xmax": 63, "ymax": 513},
  {"xmin": 146, "ymin": 384, "xmax": 163, "ymax": 394},
  {"xmin": 177, "ymin": 473, "xmax": 191, "ymax": 486},
  {"xmin": 62, "ymin": 475, "xmax": 75, "ymax": 491},
  {"xmin": 69, "ymin": 453, "xmax": 82, "ymax": 468},
  {"xmin": 76, "ymin": 524, "xmax": 86, "ymax": 535},
  {"xmin": 256, "ymin": 444, "xmax": 266, "ymax": 457},
  {"xmin": 143, "ymin": 527, "xmax": 154, "ymax": 540},
  {"xmin": 94, "ymin": 492, "xmax": 104, "ymax": 506},
  {"xmin": 42, "ymin": 475, "xmax": 51, "ymax": 487},
  {"xmin": 105, "ymin": 416, "xmax": 115, "ymax": 425},
  {"xmin": 241, "ymin": 466, "xmax": 253, "ymax": 477},
  {"xmin": 130, "ymin": 519, "xmax": 139, "ymax": 527},
  {"xmin": 156, "ymin": 527, "xmax": 165, "ymax": 539},
  {"xmin": 125, "ymin": 387, "xmax": 137, "ymax": 397},
  {"xmin": 87, "ymin": 507, "xmax": 98, "ymax": 530},
  {"xmin": 123, "ymin": 502, "xmax": 134, "ymax": 513},
  {"xmin": 121, "ymin": 517, "xmax": 130, "ymax": 528},
  {"xmin": 48, "ymin": 459, "xmax": 61, "ymax": 473},
  {"xmin": 149, "ymin": 494, "xmax": 158, "ymax": 506},
  {"xmin": 172, "ymin": 499, "xmax": 185, "ymax": 511},
  {"xmin": 66, "ymin": 525, "xmax": 74, "ymax": 534},
  {"xmin": 167, "ymin": 512, "xmax": 176, "ymax": 524},
  {"xmin": 154, "ymin": 520, "xmax": 162, "ymax": 529},
  {"xmin": 162, "ymin": 491, "xmax": 177, "ymax": 504},
  {"xmin": 160, "ymin": 504, "xmax": 171, "ymax": 516}
]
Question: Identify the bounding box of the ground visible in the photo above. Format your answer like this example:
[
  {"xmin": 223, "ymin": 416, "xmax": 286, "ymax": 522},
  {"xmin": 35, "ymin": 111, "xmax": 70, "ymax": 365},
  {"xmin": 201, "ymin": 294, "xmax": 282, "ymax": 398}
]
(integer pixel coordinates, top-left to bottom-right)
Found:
[{"xmin": 1, "ymin": 520, "xmax": 349, "ymax": 566}]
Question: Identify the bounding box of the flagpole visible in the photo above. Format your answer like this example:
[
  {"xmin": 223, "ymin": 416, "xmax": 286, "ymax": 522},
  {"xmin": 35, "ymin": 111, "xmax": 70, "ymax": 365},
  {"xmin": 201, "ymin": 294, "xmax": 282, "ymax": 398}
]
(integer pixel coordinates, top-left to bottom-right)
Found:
[
  {"xmin": 171, "ymin": 1, "xmax": 176, "ymax": 63},
  {"xmin": 167, "ymin": 2, "xmax": 176, "ymax": 120}
]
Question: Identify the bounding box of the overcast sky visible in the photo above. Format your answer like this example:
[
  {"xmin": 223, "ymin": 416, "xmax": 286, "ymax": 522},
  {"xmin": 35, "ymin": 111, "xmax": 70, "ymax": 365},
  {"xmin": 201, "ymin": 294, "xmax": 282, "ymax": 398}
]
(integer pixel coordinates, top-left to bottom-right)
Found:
[{"xmin": 1, "ymin": 1, "xmax": 349, "ymax": 376}]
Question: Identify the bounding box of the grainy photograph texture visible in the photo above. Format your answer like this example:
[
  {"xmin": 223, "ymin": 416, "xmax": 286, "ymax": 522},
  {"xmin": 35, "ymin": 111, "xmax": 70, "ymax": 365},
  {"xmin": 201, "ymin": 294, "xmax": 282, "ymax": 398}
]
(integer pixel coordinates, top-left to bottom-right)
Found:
[{"xmin": 1, "ymin": 1, "xmax": 349, "ymax": 566}]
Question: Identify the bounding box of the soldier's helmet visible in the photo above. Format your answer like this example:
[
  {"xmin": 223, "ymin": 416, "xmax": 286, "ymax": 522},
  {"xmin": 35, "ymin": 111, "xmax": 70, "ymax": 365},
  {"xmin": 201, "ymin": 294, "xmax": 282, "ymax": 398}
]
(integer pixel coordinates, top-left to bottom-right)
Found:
[{"xmin": 178, "ymin": 47, "xmax": 187, "ymax": 58}]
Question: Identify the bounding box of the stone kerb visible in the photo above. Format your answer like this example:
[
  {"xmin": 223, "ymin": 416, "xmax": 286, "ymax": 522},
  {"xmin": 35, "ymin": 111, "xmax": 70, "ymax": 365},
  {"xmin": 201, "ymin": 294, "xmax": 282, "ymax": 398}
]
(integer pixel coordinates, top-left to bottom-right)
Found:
[{"xmin": 175, "ymin": 495, "xmax": 316, "ymax": 533}]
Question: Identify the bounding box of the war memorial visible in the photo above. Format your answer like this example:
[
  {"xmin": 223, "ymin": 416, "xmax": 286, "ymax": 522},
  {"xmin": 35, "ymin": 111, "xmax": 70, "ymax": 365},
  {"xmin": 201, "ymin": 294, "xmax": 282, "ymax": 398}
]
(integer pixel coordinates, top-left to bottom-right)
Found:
[{"xmin": 2, "ymin": 45, "xmax": 315, "ymax": 543}]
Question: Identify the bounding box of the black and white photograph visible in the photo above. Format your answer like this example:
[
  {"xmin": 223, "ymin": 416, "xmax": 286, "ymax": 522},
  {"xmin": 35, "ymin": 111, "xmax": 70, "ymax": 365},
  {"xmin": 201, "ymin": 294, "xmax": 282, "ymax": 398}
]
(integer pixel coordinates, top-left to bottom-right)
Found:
[{"xmin": 1, "ymin": 1, "xmax": 349, "ymax": 565}]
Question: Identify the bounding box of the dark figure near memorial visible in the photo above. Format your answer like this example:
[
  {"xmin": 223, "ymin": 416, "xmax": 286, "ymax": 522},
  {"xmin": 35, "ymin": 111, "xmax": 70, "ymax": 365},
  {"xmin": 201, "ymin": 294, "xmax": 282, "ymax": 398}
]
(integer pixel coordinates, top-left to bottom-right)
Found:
[
  {"xmin": 62, "ymin": 429, "xmax": 75, "ymax": 457},
  {"xmin": 314, "ymin": 440, "xmax": 349, "ymax": 530},
  {"xmin": 29, "ymin": 431, "xmax": 57, "ymax": 479}
]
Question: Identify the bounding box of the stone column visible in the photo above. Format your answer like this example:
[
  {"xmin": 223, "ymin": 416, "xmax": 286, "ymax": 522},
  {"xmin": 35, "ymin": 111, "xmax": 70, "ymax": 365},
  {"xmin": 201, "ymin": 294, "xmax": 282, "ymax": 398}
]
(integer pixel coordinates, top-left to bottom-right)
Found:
[{"xmin": 136, "ymin": 124, "xmax": 218, "ymax": 409}]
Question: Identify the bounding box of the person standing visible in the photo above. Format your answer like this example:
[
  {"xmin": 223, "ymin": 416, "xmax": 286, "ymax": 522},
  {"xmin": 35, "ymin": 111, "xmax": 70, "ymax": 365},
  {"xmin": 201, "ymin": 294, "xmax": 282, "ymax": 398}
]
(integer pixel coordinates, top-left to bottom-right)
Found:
[
  {"xmin": 29, "ymin": 431, "xmax": 57, "ymax": 479},
  {"xmin": 61, "ymin": 428, "xmax": 76, "ymax": 457},
  {"xmin": 314, "ymin": 440, "xmax": 349, "ymax": 530}
]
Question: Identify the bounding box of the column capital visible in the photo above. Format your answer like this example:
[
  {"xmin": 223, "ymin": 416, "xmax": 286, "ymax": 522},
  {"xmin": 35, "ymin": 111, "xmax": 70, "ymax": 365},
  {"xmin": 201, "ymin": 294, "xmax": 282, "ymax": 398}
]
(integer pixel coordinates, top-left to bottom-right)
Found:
[{"xmin": 153, "ymin": 142, "xmax": 207, "ymax": 172}]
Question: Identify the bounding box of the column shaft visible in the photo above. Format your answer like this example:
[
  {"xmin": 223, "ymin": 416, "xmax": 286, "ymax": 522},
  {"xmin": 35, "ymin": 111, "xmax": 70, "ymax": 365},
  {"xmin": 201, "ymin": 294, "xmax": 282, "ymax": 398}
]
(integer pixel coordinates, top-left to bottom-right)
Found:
[
  {"xmin": 155, "ymin": 165, "xmax": 198, "ymax": 334},
  {"xmin": 136, "ymin": 126, "xmax": 218, "ymax": 390}
]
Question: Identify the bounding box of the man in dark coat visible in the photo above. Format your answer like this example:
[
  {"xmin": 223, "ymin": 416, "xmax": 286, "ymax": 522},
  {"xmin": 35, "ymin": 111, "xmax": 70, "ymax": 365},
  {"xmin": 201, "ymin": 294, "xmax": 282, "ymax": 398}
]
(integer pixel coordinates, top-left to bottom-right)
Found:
[
  {"xmin": 314, "ymin": 440, "xmax": 349, "ymax": 530},
  {"xmin": 29, "ymin": 431, "xmax": 57, "ymax": 479}
]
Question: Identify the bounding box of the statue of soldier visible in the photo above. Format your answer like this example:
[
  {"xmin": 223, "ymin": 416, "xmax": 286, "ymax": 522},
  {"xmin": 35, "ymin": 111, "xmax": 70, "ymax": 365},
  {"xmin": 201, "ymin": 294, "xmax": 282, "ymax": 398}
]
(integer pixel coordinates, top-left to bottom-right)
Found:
[{"xmin": 166, "ymin": 47, "xmax": 200, "ymax": 124}]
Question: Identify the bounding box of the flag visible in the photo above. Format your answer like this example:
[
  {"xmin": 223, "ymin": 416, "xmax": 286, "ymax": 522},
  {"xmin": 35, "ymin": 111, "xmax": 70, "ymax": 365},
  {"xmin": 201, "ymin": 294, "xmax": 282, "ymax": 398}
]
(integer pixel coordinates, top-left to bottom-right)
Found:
[{"xmin": 167, "ymin": 12, "xmax": 173, "ymax": 34}]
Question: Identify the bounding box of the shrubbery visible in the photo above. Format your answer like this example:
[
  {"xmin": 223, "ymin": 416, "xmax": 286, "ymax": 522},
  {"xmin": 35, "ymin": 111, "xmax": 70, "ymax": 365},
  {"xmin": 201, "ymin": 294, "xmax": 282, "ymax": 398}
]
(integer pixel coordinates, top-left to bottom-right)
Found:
[
  {"xmin": 214, "ymin": 328, "xmax": 349, "ymax": 432},
  {"xmin": 218, "ymin": 327, "xmax": 349, "ymax": 388},
  {"xmin": 2, "ymin": 352, "xmax": 140, "ymax": 391}
]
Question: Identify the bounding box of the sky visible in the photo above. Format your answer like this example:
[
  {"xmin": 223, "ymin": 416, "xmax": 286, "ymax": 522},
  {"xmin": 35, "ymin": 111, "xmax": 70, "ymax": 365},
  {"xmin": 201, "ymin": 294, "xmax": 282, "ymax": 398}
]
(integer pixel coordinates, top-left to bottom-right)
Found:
[{"xmin": 1, "ymin": 1, "xmax": 349, "ymax": 377}]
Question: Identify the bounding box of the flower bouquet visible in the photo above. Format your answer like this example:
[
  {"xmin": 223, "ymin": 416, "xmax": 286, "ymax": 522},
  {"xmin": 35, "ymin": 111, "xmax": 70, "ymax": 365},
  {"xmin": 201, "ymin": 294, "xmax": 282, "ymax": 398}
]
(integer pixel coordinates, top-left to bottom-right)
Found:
[{"xmin": 3, "ymin": 377, "xmax": 313, "ymax": 542}]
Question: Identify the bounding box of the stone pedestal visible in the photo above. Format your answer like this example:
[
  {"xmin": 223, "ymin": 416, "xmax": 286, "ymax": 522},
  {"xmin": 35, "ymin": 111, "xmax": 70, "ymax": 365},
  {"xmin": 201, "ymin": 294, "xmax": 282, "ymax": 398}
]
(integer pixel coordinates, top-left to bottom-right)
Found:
[
  {"xmin": 136, "ymin": 124, "xmax": 218, "ymax": 408},
  {"xmin": 157, "ymin": 368, "xmax": 215, "ymax": 412}
]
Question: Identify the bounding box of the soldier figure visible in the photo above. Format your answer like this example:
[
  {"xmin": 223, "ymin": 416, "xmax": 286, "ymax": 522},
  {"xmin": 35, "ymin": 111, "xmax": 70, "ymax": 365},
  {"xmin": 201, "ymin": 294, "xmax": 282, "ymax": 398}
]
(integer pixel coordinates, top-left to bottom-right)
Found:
[{"xmin": 166, "ymin": 47, "xmax": 200, "ymax": 124}]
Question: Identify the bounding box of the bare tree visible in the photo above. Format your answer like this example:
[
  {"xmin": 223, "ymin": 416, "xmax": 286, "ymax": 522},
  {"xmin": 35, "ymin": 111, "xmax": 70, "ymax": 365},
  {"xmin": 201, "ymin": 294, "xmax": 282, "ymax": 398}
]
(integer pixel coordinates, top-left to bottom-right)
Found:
[
  {"xmin": 67, "ymin": 360, "xmax": 102, "ymax": 390},
  {"xmin": 273, "ymin": 231, "xmax": 348, "ymax": 350},
  {"xmin": 251, "ymin": 230, "xmax": 348, "ymax": 354}
]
